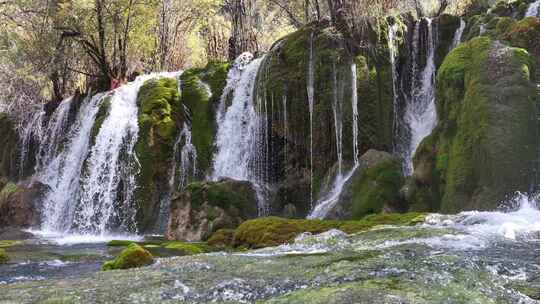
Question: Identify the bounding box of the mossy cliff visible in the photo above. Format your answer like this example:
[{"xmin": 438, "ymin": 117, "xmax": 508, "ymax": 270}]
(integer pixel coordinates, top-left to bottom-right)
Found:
[
  {"xmin": 179, "ymin": 62, "xmax": 229, "ymax": 176},
  {"xmin": 135, "ymin": 77, "xmax": 182, "ymax": 231},
  {"xmin": 254, "ymin": 22, "xmax": 397, "ymax": 217},
  {"xmin": 411, "ymin": 36, "xmax": 539, "ymax": 212},
  {"xmin": 166, "ymin": 178, "xmax": 258, "ymax": 241}
]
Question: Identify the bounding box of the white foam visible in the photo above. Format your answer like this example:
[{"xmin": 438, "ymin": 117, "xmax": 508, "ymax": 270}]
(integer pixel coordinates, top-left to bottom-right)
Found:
[{"xmin": 25, "ymin": 229, "xmax": 142, "ymax": 245}]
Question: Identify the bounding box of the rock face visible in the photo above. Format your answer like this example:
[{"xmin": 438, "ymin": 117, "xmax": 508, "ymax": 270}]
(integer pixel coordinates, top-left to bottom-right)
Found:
[
  {"xmin": 135, "ymin": 77, "xmax": 183, "ymax": 231},
  {"xmin": 0, "ymin": 181, "xmax": 47, "ymax": 228},
  {"xmin": 0, "ymin": 113, "xmax": 20, "ymax": 182},
  {"xmin": 411, "ymin": 37, "xmax": 539, "ymax": 212},
  {"xmin": 325, "ymin": 150, "xmax": 405, "ymax": 220},
  {"xmin": 166, "ymin": 178, "xmax": 258, "ymax": 241}
]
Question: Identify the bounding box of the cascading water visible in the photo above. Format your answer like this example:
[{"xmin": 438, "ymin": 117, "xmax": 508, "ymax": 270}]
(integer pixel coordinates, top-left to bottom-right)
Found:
[
  {"xmin": 331, "ymin": 63, "xmax": 344, "ymax": 176},
  {"xmin": 18, "ymin": 106, "xmax": 45, "ymax": 178},
  {"xmin": 39, "ymin": 93, "xmax": 107, "ymax": 233},
  {"xmin": 402, "ymin": 18, "xmax": 437, "ymax": 175},
  {"xmin": 212, "ymin": 53, "xmax": 268, "ymax": 215},
  {"xmin": 307, "ymin": 32, "xmax": 316, "ymax": 209},
  {"xmin": 35, "ymin": 97, "xmax": 73, "ymax": 173},
  {"xmin": 451, "ymin": 18, "xmax": 466, "ymax": 50},
  {"xmin": 39, "ymin": 72, "xmax": 181, "ymax": 235},
  {"xmin": 307, "ymin": 61, "xmax": 361, "ymax": 220},
  {"xmin": 526, "ymin": 0, "xmax": 540, "ymax": 17}
]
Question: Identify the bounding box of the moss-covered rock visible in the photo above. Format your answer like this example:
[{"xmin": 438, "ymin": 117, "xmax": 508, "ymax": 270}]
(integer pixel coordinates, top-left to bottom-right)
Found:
[
  {"xmin": 233, "ymin": 212, "xmax": 426, "ymax": 249},
  {"xmin": 324, "ymin": 150, "xmax": 405, "ymax": 220},
  {"xmin": 162, "ymin": 241, "xmax": 214, "ymax": 255},
  {"xmin": 166, "ymin": 178, "xmax": 258, "ymax": 241},
  {"xmin": 102, "ymin": 243, "xmax": 153, "ymax": 271},
  {"xmin": 412, "ymin": 37, "xmax": 539, "ymax": 212},
  {"xmin": 0, "ymin": 248, "xmax": 8, "ymax": 264},
  {"xmin": 135, "ymin": 77, "xmax": 182, "ymax": 231},
  {"xmin": 436, "ymin": 14, "xmax": 462, "ymax": 68},
  {"xmin": 207, "ymin": 228, "xmax": 236, "ymax": 248},
  {"xmin": 180, "ymin": 62, "xmax": 229, "ymax": 176},
  {"xmin": 0, "ymin": 181, "xmax": 46, "ymax": 228},
  {"xmin": 255, "ymin": 22, "xmax": 396, "ymax": 218}
]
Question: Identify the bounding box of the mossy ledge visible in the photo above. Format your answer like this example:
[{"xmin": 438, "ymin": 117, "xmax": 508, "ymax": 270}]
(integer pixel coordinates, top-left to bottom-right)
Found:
[
  {"xmin": 232, "ymin": 213, "xmax": 426, "ymax": 249},
  {"xmin": 0, "ymin": 248, "xmax": 9, "ymax": 264}
]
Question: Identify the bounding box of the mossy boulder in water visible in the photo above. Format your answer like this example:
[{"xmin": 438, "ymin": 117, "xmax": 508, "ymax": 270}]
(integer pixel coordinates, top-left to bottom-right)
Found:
[
  {"xmin": 166, "ymin": 178, "xmax": 258, "ymax": 241},
  {"xmin": 412, "ymin": 37, "xmax": 539, "ymax": 212},
  {"xmin": 102, "ymin": 243, "xmax": 153, "ymax": 271},
  {"xmin": 207, "ymin": 228, "xmax": 235, "ymax": 248},
  {"xmin": 135, "ymin": 77, "xmax": 182, "ymax": 231},
  {"xmin": 232, "ymin": 213, "xmax": 426, "ymax": 249}
]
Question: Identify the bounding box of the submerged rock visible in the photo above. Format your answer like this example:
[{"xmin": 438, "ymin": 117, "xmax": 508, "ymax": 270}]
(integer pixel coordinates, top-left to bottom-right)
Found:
[
  {"xmin": 166, "ymin": 178, "xmax": 258, "ymax": 241},
  {"xmin": 102, "ymin": 243, "xmax": 153, "ymax": 271}
]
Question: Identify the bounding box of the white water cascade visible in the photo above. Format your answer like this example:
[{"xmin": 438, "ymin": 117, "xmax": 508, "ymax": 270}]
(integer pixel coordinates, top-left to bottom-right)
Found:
[
  {"xmin": 526, "ymin": 0, "xmax": 540, "ymax": 17},
  {"xmin": 40, "ymin": 93, "xmax": 107, "ymax": 233},
  {"xmin": 39, "ymin": 72, "xmax": 181, "ymax": 235},
  {"xmin": 212, "ymin": 53, "xmax": 268, "ymax": 215},
  {"xmin": 18, "ymin": 106, "xmax": 45, "ymax": 178},
  {"xmin": 451, "ymin": 18, "xmax": 466, "ymax": 50},
  {"xmin": 402, "ymin": 18, "xmax": 437, "ymax": 175}
]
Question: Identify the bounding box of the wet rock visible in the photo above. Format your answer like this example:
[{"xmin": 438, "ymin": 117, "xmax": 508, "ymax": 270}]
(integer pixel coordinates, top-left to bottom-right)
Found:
[
  {"xmin": 0, "ymin": 180, "xmax": 47, "ymax": 228},
  {"xmin": 0, "ymin": 248, "xmax": 8, "ymax": 264},
  {"xmin": 102, "ymin": 243, "xmax": 153, "ymax": 271},
  {"xmin": 166, "ymin": 178, "xmax": 258, "ymax": 241}
]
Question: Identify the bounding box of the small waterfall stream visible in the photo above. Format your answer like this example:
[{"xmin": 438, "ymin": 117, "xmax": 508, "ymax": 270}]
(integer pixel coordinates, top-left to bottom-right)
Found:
[
  {"xmin": 402, "ymin": 18, "xmax": 438, "ymax": 175},
  {"xmin": 526, "ymin": 0, "xmax": 540, "ymax": 17},
  {"xmin": 307, "ymin": 32, "xmax": 316, "ymax": 209},
  {"xmin": 451, "ymin": 18, "xmax": 466, "ymax": 50}
]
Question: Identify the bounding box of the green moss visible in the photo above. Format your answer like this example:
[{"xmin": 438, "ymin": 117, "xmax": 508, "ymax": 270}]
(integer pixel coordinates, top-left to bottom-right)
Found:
[
  {"xmin": 207, "ymin": 229, "xmax": 235, "ymax": 248},
  {"xmin": 413, "ymin": 36, "xmax": 538, "ymax": 212},
  {"xmin": 233, "ymin": 213, "xmax": 426, "ymax": 249},
  {"xmin": 180, "ymin": 62, "xmax": 229, "ymax": 175},
  {"xmin": 89, "ymin": 97, "xmax": 111, "ymax": 146},
  {"xmin": 163, "ymin": 241, "xmax": 214, "ymax": 255},
  {"xmin": 102, "ymin": 243, "xmax": 153, "ymax": 271},
  {"xmin": 106, "ymin": 240, "xmax": 136, "ymax": 247},
  {"xmin": 135, "ymin": 77, "xmax": 182, "ymax": 231},
  {"xmin": 0, "ymin": 240, "xmax": 22, "ymax": 248},
  {"xmin": 0, "ymin": 182, "xmax": 18, "ymax": 207},
  {"xmin": 0, "ymin": 248, "xmax": 9, "ymax": 264},
  {"xmin": 350, "ymin": 160, "xmax": 404, "ymax": 219}
]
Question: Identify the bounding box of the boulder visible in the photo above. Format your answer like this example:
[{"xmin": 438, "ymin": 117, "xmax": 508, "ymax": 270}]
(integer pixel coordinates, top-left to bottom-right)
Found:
[
  {"xmin": 0, "ymin": 180, "xmax": 47, "ymax": 228},
  {"xmin": 411, "ymin": 37, "xmax": 539, "ymax": 212},
  {"xmin": 166, "ymin": 178, "xmax": 258, "ymax": 241},
  {"xmin": 325, "ymin": 150, "xmax": 405, "ymax": 220},
  {"xmin": 102, "ymin": 243, "xmax": 154, "ymax": 271}
]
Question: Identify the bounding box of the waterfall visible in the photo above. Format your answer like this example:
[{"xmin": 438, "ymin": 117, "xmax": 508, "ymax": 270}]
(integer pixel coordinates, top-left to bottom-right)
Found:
[
  {"xmin": 307, "ymin": 32, "xmax": 316, "ymax": 209},
  {"xmin": 351, "ymin": 62, "xmax": 359, "ymax": 165},
  {"xmin": 307, "ymin": 58, "xmax": 361, "ymax": 220},
  {"xmin": 212, "ymin": 53, "xmax": 268, "ymax": 215},
  {"xmin": 18, "ymin": 106, "xmax": 45, "ymax": 178},
  {"xmin": 332, "ymin": 63, "xmax": 343, "ymax": 176},
  {"xmin": 39, "ymin": 72, "xmax": 180, "ymax": 235},
  {"xmin": 526, "ymin": 0, "xmax": 540, "ymax": 17},
  {"xmin": 40, "ymin": 93, "xmax": 106, "ymax": 233},
  {"xmin": 388, "ymin": 23, "xmax": 401, "ymax": 158},
  {"xmin": 402, "ymin": 18, "xmax": 437, "ymax": 175},
  {"xmin": 35, "ymin": 97, "xmax": 73, "ymax": 173},
  {"xmin": 175, "ymin": 121, "xmax": 198, "ymax": 190},
  {"xmin": 451, "ymin": 18, "xmax": 466, "ymax": 50}
]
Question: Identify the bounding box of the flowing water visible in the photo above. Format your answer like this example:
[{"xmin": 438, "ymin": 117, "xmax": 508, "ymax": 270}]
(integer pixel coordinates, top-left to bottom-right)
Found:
[
  {"xmin": 3, "ymin": 195, "xmax": 539, "ymax": 303},
  {"xmin": 307, "ymin": 32, "xmax": 316, "ymax": 209},
  {"xmin": 402, "ymin": 18, "xmax": 437, "ymax": 175},
  {"xmin": 451, "ymin": 18, "xmax": 466, "ymax": 49},
  {"xmin": 212, "ymin": 53, "xmax": 268, "ymax": 215},
  {"xmin": 526, "ymin": 0, "xmax": 540, "ymax": 17}
]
